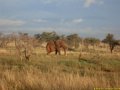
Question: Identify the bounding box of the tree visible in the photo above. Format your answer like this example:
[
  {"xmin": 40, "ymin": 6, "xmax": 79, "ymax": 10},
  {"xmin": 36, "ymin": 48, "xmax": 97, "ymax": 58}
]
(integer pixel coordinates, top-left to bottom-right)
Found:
[
  {"xmin": 34, "ymin": 31, "xmax": 60, "ymax": 43},
  {"xmin": 0, "ymin": 33, "xmax": 10, "ymax": 48},
  {"xmin": 102, "ymin": 33, "xmax": 120, "ymax": 53},
  {"xmin": 84, "ymin": 37, "xmax": 100, "ymax": 50},
  {"xmin": 66, "ymin": 34, "xmax": 81, "ymax": 49},
  {"xmin": 14, "ymin": 33, "xmax": 34, "ymax": 61}
]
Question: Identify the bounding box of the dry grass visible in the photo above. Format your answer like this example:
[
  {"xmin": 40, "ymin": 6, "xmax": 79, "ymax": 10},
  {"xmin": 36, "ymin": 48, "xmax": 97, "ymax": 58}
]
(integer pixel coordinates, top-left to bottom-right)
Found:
[
  {"xmin": 0, "ymin": 48, "xmax": 120, "ymax": 90},
  {"xmin": 0, "ymin": 68, "xmax": 119, "ymax": 90}
]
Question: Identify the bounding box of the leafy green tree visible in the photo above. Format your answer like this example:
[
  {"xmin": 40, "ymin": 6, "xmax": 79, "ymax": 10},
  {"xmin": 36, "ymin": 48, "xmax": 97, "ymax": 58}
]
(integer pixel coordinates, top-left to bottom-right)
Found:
[
  {"xmin": 66, "ymin": 34, "xmax": 81, "ymax": 49},
  {"xmin": 102, "ymin": 33, "xmax": 120, "ymax": 53},
  {"xmin": 34, "ymin": 31, "xmax": 59, "ymax": 42},
  {"xmin": 84, "ymin": 37, "xmax": 100, "ymax": 49}
]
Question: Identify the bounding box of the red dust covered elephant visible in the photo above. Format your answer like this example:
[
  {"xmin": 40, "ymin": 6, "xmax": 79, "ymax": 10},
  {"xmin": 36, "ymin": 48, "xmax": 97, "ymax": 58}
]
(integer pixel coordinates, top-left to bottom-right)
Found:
[{"xmin": 46, "ymin": 39, "xmax": 67, "ymax": 55}]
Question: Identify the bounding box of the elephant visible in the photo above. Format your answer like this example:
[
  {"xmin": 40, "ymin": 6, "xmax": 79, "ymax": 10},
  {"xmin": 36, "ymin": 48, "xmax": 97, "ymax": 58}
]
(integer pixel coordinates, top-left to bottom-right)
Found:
[{"xmin": 46, "ymin": 39, "xmax": 67, "ymax": 55}]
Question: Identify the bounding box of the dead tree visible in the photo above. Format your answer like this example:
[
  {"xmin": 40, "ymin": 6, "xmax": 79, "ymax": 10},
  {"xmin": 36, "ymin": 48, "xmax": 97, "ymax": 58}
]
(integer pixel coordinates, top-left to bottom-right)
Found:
[{"xmin": 14, "ymin": 33, "xmax": 34, "ymax": 61}]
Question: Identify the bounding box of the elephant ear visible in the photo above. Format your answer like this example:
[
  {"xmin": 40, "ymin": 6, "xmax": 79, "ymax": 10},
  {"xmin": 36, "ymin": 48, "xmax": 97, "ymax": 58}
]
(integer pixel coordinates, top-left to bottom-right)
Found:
[{"xmin": 46, "ymin": 40, "xmax": 56, "ymax": 53}]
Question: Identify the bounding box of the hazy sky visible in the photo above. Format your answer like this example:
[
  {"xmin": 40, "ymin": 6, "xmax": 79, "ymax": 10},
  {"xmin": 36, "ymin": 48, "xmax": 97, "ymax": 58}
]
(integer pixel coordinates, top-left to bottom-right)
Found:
[{"xmin": 0, "ymin": 0, "xmax": 120, "ymax": 39}]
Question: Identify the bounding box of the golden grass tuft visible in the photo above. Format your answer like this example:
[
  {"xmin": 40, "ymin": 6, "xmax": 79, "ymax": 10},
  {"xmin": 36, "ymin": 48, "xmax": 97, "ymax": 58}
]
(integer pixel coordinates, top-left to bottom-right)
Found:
[{"xmin": 0, "ymin": 49, "xmax": 120, "ymax": 90}]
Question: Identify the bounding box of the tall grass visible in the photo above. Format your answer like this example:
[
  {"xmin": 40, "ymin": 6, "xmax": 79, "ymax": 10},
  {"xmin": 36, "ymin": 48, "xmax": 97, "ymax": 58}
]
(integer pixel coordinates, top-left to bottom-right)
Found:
[{"xmin": 0, "ymin": 53, "xmax": 120, "ymax": 90}]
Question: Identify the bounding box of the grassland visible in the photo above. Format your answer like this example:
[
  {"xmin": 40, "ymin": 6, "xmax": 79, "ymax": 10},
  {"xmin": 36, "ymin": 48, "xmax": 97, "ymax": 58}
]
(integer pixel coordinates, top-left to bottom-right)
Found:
[{"xmin": 0, "ymin": 49, "xmax": 120, "ymax": 90}]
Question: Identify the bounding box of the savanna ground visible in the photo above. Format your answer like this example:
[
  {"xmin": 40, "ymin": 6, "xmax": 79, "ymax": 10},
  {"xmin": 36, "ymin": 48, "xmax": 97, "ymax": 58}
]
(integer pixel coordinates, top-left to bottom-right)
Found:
[{"xmin": 0, "ymin": 47, "xmax": 120, "ymax": 90}]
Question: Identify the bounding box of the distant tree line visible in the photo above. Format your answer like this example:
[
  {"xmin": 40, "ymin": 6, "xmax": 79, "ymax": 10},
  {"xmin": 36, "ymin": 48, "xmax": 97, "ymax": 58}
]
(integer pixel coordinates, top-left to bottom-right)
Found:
[
  {"xmin": 0, "ymin": 31, "xmax": 120, "ymax": 54},
  {"xmin": 34, "ymin": 32, "xmax": 81, "ymax": 49},
  {"xmin": 34, "ymin": 31, "xmax": 120, "ymax": 53}
]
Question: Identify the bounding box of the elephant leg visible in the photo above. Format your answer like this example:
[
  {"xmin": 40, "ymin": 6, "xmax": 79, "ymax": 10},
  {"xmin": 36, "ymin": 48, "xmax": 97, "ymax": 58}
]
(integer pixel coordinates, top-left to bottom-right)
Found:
[
  {"xmin": 55, "ymin": 49, "xmax": 58, "ymax": 55},
  {"xmin": 47, "ymin": 48, "xmax": 52, "ymax": 55},
  {"xmin": 63, "ymin": 47, "xmax": 67, "ymax": 56},
  {"xmin": 57, "ymin": 48, "xmax": 61, "ymax": 55}
]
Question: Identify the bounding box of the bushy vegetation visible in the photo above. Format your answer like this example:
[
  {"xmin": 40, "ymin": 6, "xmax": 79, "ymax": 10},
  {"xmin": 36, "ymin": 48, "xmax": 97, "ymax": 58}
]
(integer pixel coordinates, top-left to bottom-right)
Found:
[
  {"xmin": 0, "ymin": 32, "xmax": 120, "ymax": 90},
  {"xmin": 0, "ymin": 53, "xmax": 120, "ymax": 90},
  {"xmin": 103, "ymin": 33, "xmax": 120, "ymax": 53}
]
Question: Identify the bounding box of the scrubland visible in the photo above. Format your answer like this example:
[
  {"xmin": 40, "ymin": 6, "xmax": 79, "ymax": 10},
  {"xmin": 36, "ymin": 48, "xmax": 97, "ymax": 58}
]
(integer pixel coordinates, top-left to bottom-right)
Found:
[{"xmin": 0, "ymin": 47, "xmax": 120, "ymax": 90}]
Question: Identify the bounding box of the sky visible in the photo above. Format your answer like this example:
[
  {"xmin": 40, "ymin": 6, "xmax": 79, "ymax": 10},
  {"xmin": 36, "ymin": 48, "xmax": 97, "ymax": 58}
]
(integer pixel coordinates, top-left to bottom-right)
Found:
[{"xmin": 0, "ymin": 0, "xmax": 120, "ymax": 39}]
